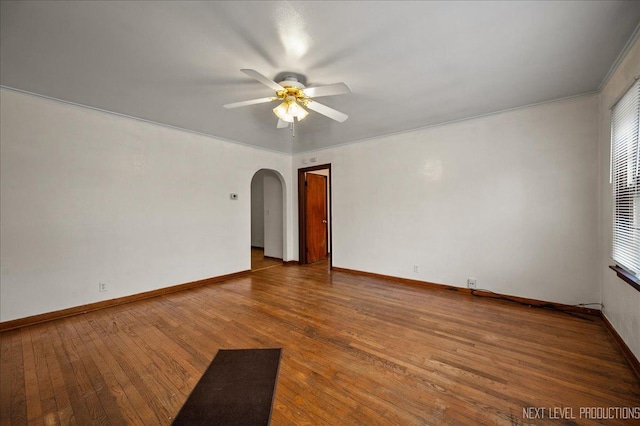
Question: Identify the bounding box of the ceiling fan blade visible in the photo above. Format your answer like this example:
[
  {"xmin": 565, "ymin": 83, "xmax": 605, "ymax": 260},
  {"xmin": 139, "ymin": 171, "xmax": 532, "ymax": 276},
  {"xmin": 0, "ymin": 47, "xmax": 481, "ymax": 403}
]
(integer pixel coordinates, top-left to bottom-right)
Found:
[
  {"xmin": 306, "ymin": 101, "xmax": 349, "ymax": 122},
  {"xmin": 223, "ymin": 97, "xmax": 276, "ymax": 109},
  {"xmin": 241, "ymin": 69, "xmax": 285, "ymax": 91},
  {"xmin": 303, "ymin": 82, "xmax": 351, "ymax": 98},
  {"xmin": 277, "ymin": 119, "xmax": 289, "ymax": 129}
]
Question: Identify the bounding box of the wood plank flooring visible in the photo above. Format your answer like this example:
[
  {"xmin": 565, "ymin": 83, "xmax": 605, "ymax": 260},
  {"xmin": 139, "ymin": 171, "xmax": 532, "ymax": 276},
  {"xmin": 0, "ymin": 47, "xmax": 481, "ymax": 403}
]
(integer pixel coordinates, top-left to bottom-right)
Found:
[
  {"xmin": 1, "ymin": 261, "xmax": 639, "ymax": 425},
  {"xmin": 251, "ymin": 247, "xmax": 283, "ymax": 272}
]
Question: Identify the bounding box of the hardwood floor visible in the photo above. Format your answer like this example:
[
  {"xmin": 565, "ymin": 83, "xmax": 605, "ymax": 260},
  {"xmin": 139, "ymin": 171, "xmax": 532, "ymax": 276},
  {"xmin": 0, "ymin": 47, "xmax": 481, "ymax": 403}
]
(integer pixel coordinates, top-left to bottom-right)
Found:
[
  {"xmin": 1, "ymin": 261, "xmax": 639, "ymax": 425},
  {"xmin": 251, "ymin": 247, "xmax": 283, "ymax": 271}
]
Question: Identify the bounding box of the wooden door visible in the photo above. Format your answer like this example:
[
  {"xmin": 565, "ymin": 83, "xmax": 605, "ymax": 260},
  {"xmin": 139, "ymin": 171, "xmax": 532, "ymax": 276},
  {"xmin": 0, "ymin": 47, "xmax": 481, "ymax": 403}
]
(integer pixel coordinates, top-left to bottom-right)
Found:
[{"xmin": 305, "ymin": 173, "xmax": 328, "ymax": 263}]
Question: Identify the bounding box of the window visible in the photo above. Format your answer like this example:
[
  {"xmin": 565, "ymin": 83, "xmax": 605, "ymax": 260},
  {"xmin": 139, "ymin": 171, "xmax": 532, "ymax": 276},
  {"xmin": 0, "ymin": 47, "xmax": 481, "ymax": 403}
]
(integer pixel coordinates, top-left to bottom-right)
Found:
[{"xmin": 611, "ymin": 78, "xmax": 640, "ymax": 285}]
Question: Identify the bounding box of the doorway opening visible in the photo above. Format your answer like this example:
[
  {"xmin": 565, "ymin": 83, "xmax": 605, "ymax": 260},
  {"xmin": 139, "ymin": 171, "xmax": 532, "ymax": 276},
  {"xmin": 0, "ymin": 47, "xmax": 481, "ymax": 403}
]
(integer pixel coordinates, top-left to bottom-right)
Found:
[
  {"xmin": 251, "ymin": 169, "xmax": 285, "ymax": 272},
  {"xmin": 298, "ymin": 164, "xmax": 331, "ymax": 268}
]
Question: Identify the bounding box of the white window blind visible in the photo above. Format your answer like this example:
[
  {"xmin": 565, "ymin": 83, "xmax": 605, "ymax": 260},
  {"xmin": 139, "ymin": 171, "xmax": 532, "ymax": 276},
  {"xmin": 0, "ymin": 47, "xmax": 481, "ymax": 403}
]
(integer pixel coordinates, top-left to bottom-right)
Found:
[{"xmin": 611, "ymin": 78, "xmax": 640, "ymax": 277}]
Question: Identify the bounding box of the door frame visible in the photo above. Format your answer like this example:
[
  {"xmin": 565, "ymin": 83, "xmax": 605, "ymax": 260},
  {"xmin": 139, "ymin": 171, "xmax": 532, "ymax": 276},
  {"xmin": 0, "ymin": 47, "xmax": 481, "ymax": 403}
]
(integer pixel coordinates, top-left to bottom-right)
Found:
[{"xmin": 298, "ymin": 163, "xmax": 332, "ymax": 267}]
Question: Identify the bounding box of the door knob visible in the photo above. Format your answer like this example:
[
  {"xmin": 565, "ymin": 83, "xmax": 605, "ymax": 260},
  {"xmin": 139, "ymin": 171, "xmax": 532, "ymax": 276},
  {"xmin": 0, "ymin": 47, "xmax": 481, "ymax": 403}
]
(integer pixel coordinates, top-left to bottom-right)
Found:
[{"xmin": 322, "ymin": 219, "xmax": 327, "ymax": 223}]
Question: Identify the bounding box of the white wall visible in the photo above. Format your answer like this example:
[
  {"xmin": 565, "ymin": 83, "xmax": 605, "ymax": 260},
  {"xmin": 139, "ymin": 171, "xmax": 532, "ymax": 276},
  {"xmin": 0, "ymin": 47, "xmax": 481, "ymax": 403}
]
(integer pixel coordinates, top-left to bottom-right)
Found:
[
  {"xmin": 251, "ymin": 170, "xmax": 265, "ymax": 247},
  {"xmin": 598, "ymin": 36, "xmax": 640, "ymax": 361},
  {"xmin": 294, "ymin": 94, "xmax": 600, "ymax": 306},
  {"xmin": 263, "ymin": 172, "xmax": 284, "ymax": 259},
  {"xmin": 0, "ymin": 88, "xmax": 293, "ymax": 322}
]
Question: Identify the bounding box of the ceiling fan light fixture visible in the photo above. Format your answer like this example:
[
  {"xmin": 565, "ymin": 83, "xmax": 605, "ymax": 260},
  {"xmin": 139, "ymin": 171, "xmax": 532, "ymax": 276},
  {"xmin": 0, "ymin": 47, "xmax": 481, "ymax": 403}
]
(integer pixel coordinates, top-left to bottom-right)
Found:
[
  {"xmin": 281, "ymin": 113, "xmax": 295, "ymax": 123},
  {"xmin": 273, "ymin": 101, "xmax": 289, "ymax": 119},
  {"xmin": 273, "ymin": 101, "xmax": 293, "ymax": 122},
  {"xmin": 295, "ymin": 106, "xmax": 309, "ymax": 121},
  {"xmin": 273, "ymin": 97, "xmax": 308, "ymax": 122},
  {"xmin": 287, "ymin": 100, "xmax": 303, "ymax": 116}
]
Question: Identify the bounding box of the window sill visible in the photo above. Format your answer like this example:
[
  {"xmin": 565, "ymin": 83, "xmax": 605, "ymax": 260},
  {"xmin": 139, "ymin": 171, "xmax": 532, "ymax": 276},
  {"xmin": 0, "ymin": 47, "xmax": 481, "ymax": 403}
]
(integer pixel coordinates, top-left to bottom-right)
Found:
[{"xmin": 609, "ymin": 265, "xmax": 640, "ymax": 293}]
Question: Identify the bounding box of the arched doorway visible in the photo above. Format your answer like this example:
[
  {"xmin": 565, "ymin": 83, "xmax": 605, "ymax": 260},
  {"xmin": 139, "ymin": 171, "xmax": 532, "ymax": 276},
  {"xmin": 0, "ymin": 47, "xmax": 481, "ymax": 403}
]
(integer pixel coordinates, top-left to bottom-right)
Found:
[{"xmin": 250, "ymin": 169, "xmax": 285, "ymax": 271}]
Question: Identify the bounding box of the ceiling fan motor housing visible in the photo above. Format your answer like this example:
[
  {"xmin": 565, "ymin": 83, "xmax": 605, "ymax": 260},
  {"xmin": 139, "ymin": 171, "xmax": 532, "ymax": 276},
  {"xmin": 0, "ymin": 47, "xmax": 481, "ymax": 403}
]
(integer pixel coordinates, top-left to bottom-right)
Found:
[
  {"xmin": 273, "ymin": 71, "xmax": 307, "ymax": 86},
  {"xmin": 276, "ymin": 78, "xmax": 308, "ymax": 105},
  {"xmin": 279, "ymin": 78, "xmax": 305, "ymax": 89}
]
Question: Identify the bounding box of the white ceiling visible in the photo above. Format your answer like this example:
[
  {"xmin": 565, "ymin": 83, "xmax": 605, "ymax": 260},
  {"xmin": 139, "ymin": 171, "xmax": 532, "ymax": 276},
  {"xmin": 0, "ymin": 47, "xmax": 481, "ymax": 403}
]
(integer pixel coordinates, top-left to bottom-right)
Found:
[{"xmin": 1, "ymin": 1, "xmax": 639, "ymax": 154}]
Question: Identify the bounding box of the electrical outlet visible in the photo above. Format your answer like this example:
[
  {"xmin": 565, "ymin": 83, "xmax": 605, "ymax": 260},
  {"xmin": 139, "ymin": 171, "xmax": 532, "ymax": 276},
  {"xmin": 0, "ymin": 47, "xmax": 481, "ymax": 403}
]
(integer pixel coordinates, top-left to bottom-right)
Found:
[
  {"xmin": 467, "ymin": 278, "xmax": 477, "ymax": 289},
  {"xmin": 99, "ymin": 282, "xmax": 107, "ymax": 292},
  {"xmin": 414, "ymin": 265, "xmax": 419, "ymax": 273}
]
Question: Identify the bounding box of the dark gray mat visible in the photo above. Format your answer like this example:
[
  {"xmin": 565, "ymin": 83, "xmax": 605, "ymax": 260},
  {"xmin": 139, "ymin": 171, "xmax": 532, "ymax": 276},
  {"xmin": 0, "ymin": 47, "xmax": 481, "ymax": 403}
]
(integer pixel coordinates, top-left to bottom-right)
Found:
[{"xmin": 172, "ymin": 348, "xmax": 282, "ymax": 426}]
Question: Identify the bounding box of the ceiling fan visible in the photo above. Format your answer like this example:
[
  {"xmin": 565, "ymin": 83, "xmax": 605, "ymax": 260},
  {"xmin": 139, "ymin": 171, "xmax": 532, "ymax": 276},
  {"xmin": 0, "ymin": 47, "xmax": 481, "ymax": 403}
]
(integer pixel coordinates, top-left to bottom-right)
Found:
[{"xmin": 223, "ymin": 69, "xmax": 351, "ymax": 129}]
